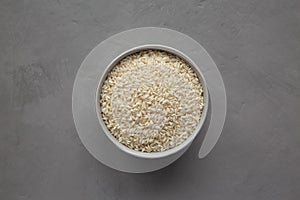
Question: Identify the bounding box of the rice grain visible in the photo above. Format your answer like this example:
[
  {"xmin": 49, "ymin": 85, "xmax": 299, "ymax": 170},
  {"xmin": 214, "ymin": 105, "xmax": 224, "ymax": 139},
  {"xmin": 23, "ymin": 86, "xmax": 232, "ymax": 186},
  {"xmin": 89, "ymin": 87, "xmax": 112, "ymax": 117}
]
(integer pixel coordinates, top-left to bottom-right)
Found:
[{"xmin": 100, "ymin": 50, "xmax": 204, "ymax": 152}]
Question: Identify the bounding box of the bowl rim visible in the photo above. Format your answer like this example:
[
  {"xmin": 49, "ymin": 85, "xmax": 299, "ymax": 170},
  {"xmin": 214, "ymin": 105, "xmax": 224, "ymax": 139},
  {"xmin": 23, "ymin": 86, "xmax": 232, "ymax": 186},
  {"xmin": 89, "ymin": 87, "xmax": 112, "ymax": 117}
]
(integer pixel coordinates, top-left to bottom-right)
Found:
[{"xmin": 95, "ymin": 44, "xmax": 209, "ymax": 159}]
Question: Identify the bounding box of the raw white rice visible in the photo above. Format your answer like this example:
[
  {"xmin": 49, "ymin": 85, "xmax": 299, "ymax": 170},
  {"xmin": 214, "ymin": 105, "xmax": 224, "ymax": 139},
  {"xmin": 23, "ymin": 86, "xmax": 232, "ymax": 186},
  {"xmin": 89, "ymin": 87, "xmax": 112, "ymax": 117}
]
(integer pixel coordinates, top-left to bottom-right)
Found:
[{"xmin": 100, "ymin": 50, "xmax": 204, "ymax": 152}]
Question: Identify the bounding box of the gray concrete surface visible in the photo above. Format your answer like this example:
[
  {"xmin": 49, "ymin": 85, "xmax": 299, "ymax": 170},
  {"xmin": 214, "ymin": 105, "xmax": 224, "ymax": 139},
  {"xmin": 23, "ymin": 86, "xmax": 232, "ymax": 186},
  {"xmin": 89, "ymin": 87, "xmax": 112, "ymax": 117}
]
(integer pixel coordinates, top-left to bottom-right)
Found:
[{"xmin": 1, "ymin": 0, "xmax": 300, "ymax": 199}]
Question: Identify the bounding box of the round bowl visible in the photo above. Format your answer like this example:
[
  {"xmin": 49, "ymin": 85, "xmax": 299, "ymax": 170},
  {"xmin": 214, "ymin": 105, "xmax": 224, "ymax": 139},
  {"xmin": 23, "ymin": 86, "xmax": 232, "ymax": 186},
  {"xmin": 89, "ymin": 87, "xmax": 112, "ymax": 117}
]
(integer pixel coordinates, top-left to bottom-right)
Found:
[{"xmin": 96, "ymin": 44, "xmax": 209, "ymax": 159}]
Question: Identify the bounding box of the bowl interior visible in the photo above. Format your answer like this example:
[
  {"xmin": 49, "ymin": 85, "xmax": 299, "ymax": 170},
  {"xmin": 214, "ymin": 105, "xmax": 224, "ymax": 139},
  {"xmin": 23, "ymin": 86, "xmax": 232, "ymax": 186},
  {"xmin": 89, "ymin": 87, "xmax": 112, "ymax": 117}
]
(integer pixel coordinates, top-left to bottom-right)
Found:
[{"xmin": 96, "ymin": 44, "xmax": 209, "ymax": 159}]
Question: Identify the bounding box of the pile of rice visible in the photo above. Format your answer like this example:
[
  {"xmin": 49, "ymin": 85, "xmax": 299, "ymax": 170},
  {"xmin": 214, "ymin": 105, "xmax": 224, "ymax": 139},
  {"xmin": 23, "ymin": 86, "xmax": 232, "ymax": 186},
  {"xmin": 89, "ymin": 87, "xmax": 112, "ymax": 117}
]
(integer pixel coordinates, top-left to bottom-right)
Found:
[{"xmin": 100, "ymin": 50, "xmax": 204, "ymax": 152}]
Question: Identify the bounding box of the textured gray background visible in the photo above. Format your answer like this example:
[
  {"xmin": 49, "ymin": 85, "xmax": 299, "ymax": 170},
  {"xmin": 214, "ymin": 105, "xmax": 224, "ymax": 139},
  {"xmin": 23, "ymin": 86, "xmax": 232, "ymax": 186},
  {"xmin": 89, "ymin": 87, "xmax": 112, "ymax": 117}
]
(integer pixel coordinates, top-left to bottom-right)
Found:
[{"xmin": 1, "ymin": 0, "xmax": 300, "ymax": 199}]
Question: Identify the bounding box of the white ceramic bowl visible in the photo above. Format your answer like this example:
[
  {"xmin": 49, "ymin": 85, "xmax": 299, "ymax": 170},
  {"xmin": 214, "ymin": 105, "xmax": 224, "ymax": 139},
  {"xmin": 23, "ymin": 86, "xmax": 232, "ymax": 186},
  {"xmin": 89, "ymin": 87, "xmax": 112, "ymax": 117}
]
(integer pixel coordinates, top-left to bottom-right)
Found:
[{"xmin": 96, "ymin": 44, "xmax": 209, "ymax": 159}]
